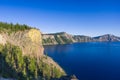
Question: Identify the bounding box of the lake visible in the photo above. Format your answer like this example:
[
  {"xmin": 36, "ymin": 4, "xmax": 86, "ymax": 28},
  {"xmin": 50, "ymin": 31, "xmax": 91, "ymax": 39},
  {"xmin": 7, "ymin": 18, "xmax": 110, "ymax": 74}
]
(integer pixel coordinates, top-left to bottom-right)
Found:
[{"xmin": 44, "ymin": 42, "xmax": 120, "ymax": 80}]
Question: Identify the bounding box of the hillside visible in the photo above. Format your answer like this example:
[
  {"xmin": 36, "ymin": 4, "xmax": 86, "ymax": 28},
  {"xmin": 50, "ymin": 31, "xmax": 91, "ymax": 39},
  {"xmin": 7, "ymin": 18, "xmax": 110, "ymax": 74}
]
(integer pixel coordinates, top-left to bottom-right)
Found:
[
  {"xmin": 42, "ymin": 33, "xmax": 120, "ymax": 45},
  {"xmin": 42, "ymin": 32, "xmax": 75, "ymax": 45},
  {"xmin": 0, "ymin": 22, "xmax": 66, "ymax": 80},
  {"xmin": 42, "ymin": 32, "xmax": 94, "ymax": 45},
  {"xmin": 73, "ymin": 35, "xmax": 93, "ymax": 42},
  {"xmin": 93, "ymin": 34, "xmax": 120, "ymax": 42}
]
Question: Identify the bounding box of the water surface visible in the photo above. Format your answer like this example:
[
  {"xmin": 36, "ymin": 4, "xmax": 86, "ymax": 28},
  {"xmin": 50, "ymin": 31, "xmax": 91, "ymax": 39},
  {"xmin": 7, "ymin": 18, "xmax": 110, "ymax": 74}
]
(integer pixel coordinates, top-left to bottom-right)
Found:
[{"xmin": 44, "ymin": 42, "xmax": 120, "ymax": 80}]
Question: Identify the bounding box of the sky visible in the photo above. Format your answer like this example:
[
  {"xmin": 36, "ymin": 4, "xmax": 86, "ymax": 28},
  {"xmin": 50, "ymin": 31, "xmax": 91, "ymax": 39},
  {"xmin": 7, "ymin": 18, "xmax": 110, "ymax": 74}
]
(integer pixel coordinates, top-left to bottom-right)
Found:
[{"xmin": 0, "ymin": 0, "xmax": 120, "ymax": 37}]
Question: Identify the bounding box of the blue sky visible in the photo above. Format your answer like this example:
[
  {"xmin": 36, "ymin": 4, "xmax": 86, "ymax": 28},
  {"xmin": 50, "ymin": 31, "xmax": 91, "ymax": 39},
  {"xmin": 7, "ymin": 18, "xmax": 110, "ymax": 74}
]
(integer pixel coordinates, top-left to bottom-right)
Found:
[{"xmin": 0, "ymin": 0, "xmax": 120, "ymax": 37}]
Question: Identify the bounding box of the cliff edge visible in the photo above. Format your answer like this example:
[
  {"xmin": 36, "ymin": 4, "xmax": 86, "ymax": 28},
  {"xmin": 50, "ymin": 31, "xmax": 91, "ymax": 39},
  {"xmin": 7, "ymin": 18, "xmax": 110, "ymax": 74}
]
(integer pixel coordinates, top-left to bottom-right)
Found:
[{"xmin": 0, "ymin": 22, "xmax": 66, "ymax": 80}]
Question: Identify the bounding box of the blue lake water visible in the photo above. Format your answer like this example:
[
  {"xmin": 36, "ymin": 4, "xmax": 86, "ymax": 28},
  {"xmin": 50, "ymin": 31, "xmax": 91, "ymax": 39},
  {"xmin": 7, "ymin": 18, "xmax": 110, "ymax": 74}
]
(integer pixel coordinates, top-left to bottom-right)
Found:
[{"xmin": 44, "ymin": 42, "xmax": 120, "ymax": 80}]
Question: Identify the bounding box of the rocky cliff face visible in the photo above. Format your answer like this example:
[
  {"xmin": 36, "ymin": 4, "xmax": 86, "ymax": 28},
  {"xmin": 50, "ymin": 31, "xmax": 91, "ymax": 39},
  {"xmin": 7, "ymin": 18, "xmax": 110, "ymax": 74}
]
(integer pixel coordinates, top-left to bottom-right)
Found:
[
  {"xmin": 0, "ymin": 27, "xmax": 65, "ymax": 79},
  {"xmin": 42, "ymin": 33, "xmax": 120, "ymax": 45},
  {"xmin": 42, "ymin": 32, "xmax": 94, "ymax": 45},
  {"xmin": 73, "ymin": 35, "xmax": 93, "ymax": 42},
  {"xmin": 42, "ymin": 32, "xmax": 75, "ymax": 45},
  {"xmin": 0, "ymin": 29, "xmax": 44, "ymax": 57},
  {"xmin": 93, "ymin": 34, "xmax": 120, "ymax": 42}
]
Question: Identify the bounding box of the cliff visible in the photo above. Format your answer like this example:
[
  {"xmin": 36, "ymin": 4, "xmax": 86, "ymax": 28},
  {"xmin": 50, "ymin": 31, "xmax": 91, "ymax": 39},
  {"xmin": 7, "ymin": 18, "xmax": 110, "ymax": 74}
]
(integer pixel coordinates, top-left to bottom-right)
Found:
[
  {"xmin": 0, "ymin": 22, "xmax": 66, "ymax": 80},
  {"xmin": 42, "ymin": 32, "xmax": 75, "ymax": 45},
  {"xmin": 0, "ymin": 29, "xmax": 44, "ymax": 57},
  {"xmin": 73, "ymin": 35, "xmax": 93, "ymax": 42},
  {"xmin": 93, "ymin": 34, "xmax": 120, "ymax": 42},
  {"xmin": 42, "ymin": 32, "xmax": 120, "ymax": 45},
  {"xmin": 42, "ymin": 32, "xmax": 93, "ymax": 45}
]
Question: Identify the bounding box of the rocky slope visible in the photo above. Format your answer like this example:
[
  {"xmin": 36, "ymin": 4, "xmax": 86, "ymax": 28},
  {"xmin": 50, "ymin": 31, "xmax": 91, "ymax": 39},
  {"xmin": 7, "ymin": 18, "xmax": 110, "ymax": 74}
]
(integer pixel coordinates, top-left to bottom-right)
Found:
[
  {"xmin": 0, "ymin": 29, "xmax": 44, "ymax": 57},
  {"xmin": 93, "ymin": 34, "xmax": 120, "ymax": 42},
  {"xmin": 0, "ymin": 22, "xmax": 66, "ymax": 80},
  {"xmin": 42, "ymin": 32, "xmax": 75, "ymax": 45},
  {"xmin": 42, "ymin": 33, "xmax": 120, "ymax": 45},
  {"xmin": 73, "ymin": 35, "xmax": 93, "ymax": 42}
]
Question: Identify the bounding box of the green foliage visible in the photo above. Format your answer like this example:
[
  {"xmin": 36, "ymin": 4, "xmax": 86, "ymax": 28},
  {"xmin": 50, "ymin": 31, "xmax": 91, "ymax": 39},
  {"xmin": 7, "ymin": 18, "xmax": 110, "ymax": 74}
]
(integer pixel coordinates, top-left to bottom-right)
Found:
[
  {"xmin": 0, "ymin": 44, "xmax": 64, "ymax": 80},
  {"xmin": 0, "ymin": 22, "xmax": 32, "ymax": 33},
  {"xmin": 38, "ymin": 56, "xmax": 65, "ymax": 79},
  {"xmin": 43, "ymin": 35, "xmax": 73, "ymax": 45},
  {"xmin": 60, "ymin": 36, "xmax": 73, "ymax": 43},
  {"xmin": 42, "ymin": 38, "xmax": 53, "ymax": 44},
  {"xmin": 53, "ymin": 67, "xmax": 62, "ymax": 78},
  {"xmin": 54, "ymin": 35, "xmax": 62, "ymax": 44}
]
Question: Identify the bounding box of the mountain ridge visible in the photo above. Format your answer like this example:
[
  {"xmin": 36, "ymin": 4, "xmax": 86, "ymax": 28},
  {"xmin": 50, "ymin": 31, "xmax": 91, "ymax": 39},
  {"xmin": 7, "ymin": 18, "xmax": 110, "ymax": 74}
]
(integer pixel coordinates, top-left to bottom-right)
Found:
[{"xmin": 42, "ymin": 32, "xmax": 120, "ymax": 45}]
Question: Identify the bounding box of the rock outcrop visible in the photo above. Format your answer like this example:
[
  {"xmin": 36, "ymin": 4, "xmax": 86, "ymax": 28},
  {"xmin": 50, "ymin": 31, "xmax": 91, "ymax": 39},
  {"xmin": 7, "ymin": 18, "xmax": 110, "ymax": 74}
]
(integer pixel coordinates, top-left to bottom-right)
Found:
[
  {"xmin": 1, "ymin": 29, "xmax": 44, "ymax": 57},
  {"xmin": 42, "ymin": 32, "xmax": 75, "ymax": 45},
  {"xmin": 0, "ymin": 34, "xmax": 6, "ymax": 45}
]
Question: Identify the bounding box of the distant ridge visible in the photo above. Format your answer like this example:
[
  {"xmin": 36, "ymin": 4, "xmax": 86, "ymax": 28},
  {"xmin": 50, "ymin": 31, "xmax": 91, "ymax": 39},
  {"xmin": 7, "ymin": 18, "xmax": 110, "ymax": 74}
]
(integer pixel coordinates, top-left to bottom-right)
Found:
[
  {"xmin": 93, "ymin": 34, "xmax": 120, "ymax": 42},
  {"xmin": 43, "ymin": 32, "xmax": 67, "ymax": 35},
  {"xmin": 42, "ymin": 32, "xmax": 120, "ymax": 45}
]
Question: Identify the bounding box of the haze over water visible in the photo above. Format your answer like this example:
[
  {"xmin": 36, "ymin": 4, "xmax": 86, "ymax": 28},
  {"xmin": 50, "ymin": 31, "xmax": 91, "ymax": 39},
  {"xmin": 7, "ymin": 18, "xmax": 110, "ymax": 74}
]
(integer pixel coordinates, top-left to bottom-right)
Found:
[{"xmin": 44, "ymin": 42, "xmax": 120, "ymax": 80}]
